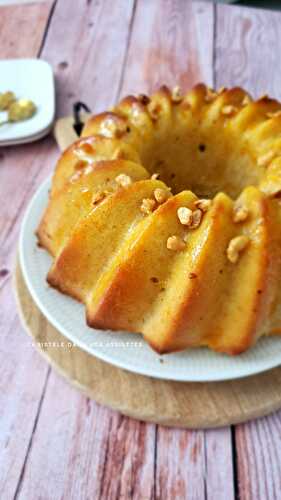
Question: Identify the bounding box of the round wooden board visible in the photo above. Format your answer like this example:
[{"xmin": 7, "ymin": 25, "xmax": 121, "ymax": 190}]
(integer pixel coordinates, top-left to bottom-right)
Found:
[{"xmin": 14, "ymin": 261, "xmax": 281, "ymax": 429}]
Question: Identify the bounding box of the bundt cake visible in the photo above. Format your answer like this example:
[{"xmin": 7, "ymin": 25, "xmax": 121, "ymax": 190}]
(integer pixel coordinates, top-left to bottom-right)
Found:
[{"xmin": 37, "ymin": 84, "xmax": 281, "ymax": 355}]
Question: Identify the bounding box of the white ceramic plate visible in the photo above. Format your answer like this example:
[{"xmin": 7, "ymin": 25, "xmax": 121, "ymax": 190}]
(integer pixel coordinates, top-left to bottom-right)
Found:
[
  {"xmin": 0, "ymin": 59, "xmax": 55, "ymax": 144},
  {"xmin": 19, "ymin": 178, "xmax": 281, "ymax": 382},
  {"xmin": 0, "ymin": 124, "xmax": 53, "ymax": 147}
]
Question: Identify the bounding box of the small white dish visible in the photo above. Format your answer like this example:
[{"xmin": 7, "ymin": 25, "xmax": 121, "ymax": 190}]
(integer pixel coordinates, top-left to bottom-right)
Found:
[
  {"xmin": 19, "ymin": 178, "xmax": 281, "ymax": 382},
  {"xmin": 0, "ymin": 59, "xmax": 55, "ymax": 145},
  {"xmin": 0, "ymin": 124, "xmax": 53, "ymax": 147}
]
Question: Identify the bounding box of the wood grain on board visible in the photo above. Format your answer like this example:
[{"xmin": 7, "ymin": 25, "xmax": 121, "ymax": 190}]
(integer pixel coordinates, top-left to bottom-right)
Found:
[
  {"xmin": 41, "ymin": 0, "xmax": 135, "ymax": 117},
  {"xmin": 216, "ymin": 4, "xmax": 281, "ymax": 498},
  {"xmin": 15, "ymin": 259, "xmax": 238, "ymax": 499},
  {"xmin": 120, "ymin": 0, "xmax": 214, "ymax": 97},
  {"xmin": 215, "ymin": 3, "xmax": 281, "ymax": 100},
  {"xmin": 0, "ymin": 1, "xmax": 54, "ymax": 59},
  {"xmin": 0, "ymin": 2, "xmax": 55, "ymax": 498},
  {"xmin": 15, "ymin": 261, "xmax": 281, "ymax": 430},
  {"xmin": 2, "ymin": 0, "xmax": 281, "ymax": 498}
]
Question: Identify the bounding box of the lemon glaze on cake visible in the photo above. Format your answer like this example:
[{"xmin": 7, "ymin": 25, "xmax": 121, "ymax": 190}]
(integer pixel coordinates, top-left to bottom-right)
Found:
[{"xmin": 37, "ymin": 84, "xmax": 281, "ymax": 355}]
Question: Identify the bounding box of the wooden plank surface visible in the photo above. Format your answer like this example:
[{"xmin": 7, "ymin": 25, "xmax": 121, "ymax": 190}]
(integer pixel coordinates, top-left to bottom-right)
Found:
[
  {"xmin": 0, "ymin": 2, "xmax": 55, "ymax": 499},
  {"xmin": 0, "ymin": 0, "xmax": 54, "ymax": 59},
  {"xmin": 215, "ymin": 4, "xmax": 281, "ymax": 498},
  {"xmin": 120, "ymin": 0, "xmax": 214, "ymax": 96},
  {"xmin": 215, "ymin": 3, "xmax": 281, "ymax": 99},
  {"xmin": 15, "ymin": 373, "xmax": 157, "ymax": 500},
  {"xmin": 155, "ymin": 426, "xmax": 235, "ymax": 499},
  {"xmin": 236, "ymin": 413, "xmax": 281, "ymax": 500},
  {"xmin": 1, "ymin": 0, "xmax": 281, "ymax": 498},
  {"xmin": 41, "ymin": 0, "xmax": 135, "ymax": 117}
]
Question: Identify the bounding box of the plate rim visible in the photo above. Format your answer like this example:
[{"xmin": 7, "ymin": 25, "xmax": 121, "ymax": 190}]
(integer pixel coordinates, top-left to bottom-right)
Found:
[{"xmin": 19, "ymin": 177, "xmax": 281, "ymax": 382}]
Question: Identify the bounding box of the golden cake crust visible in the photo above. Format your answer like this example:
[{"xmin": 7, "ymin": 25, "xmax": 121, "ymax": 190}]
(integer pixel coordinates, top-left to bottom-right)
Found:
[{"xmin": 37, "ymin": 83, "xmax": 281, "ymax": 355}]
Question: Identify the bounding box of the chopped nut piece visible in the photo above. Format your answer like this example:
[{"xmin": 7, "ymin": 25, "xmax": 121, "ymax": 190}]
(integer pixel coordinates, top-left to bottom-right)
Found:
[
  {"xmin": 140, "ymin": 198, "xmax": 156, "ymax": 215},
  {"xmin": 262, "ymin": 183, "xmax": 281, "ymax": 198},
  {"xmin": 267, "ymin": 110, "xmax": 281, "ymax": 119},
  {"xmin": 242, "ymin": 94, "xmax": 252, "ymax": 106},
  {"xmin": 221, "ymin": 105, "xmax": 238, "ymax": 116},
  {"xmin": 227, "ymin": 235, "xmax": 250, "ymax": 264},
  {"xmin": 167, "ymin": 235, "xmax": 186, "ymax": 251},
  {"xmin": 190, "ymin": 209, "xmax": 203, "ymax": 229},
  {"xmin": 115, "ymin": 173, "xmax": 132, "ymax": 187},
  {"xmin": 151, "ymin": 172, "xmax": 160, "ymax": 180},
  {"xmin": 92, "ymin": 190, "xmax": 106, "ymax": 205},
  {"xmin": 258, "ymin": 94, "xmax": 268, "ymax": 101},
  {"xmin": 177, "ymin": 206, "xmax": 193, "ymax": 226},
  {"xmin": 131, "ymin": 104, "xmax": 142, "ymax": 118},
  {"xmin": 233, "ymin": 205, "xmax": 249, "ymax": 223},
  {"xmin": 100, "ymin": 118, "xmax": 117, "ymax": 138},
  {"xmin": 154, "ymin": 188, "xmax": 171, "ymax": 204},
  {"xmin": 171, "ymin": 86, "xmax": 183, "ymax": 103},
  {"xmin": 257, "ymin": 150, "xmax": 275, "ymax": 168},
  {"xmin": 194, "ymin": 198, "xmax": 211, "ymax": 212},
  {"xmin": 217, "ymin": 86, "xmax": 226, "ymax": 95},
  {"xmin": 101, "ymin": 118, "xmax": 127, "ymax": 138}
]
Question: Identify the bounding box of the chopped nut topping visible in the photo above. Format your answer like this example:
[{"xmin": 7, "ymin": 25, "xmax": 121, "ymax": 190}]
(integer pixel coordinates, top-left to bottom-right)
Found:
[
  {"xmin": 101, "ymin": 118, "xmax": 127, "ymax": 138},
  {"xmin": 151, "ymin": 172, "xmax": 160, "ymax": 180},
  {"xmin": 138, "ymin": 94, "xmax": 150, "ymax": 105},
  {"xmin": 194, "ymin": 198, "xmax": 211, "ymax": 212},
  {"xmin": 233, "ymin": 205, "xmax": 249, "ymax": 223},
  {"xmin": 171, "ymin": 86, "xmax": 183, "ymax": 103},
  {"xmin": 154, "ymin": 188, "xmax": 171, "ymax": 204},
  {"xmin": 227, "ymin": 235, "xmax": 250, "ymax": 264},
  {"xmin": 147, "ymin": 102, "xmax": 160, "ymax": 120},
  {"xmin": 177, "ymin": 206, "xmax": 193, "ymax": 226},
  {"xmin": 190, "ymin": 209, "xmax": 203, "ymax": 229},
  {"xmin": 221, "ymin": 105, "xmax": 238, "ymax": 116},
  {"xmin": 92, "ymin": 190, "xmax": 106, "ymax": 205},
  {"xmin": 131, "ymin": 104, "xmax": 143, "ymax": 118},
  {"xmin": 263, "ymin": 184, "xmax": 281, "ymax": 198},
  {"xmin": 267, "ymin": 110, "xmax": 281, "ymax": 119},
  {"xmin": 257, "ymin": 150, "xmax": 275, "ymax": 168},
  {"xmin": 100, "ymin": 119, "xmax": 117, "ymax": 138},
  {"xmin": 177, "ymin": 206, "xmax": 204, "ymax": 228},
  {"xmin": 115, "ymin": 173, "xmax": 132, "ymax": 187},
  {"xmin": 242, "ymin": 94, "xmax": 252, "ymax": 106},
  {"xmin": 140, "ymin": 198, "xmax": 156, "ymax": 215},
  {"xmin": 167, "ymin": 235, "xmax": 186, "ymax": 251},
  {"xmin": 217, "ymin": 86, "xmax": 226, "ymax": 95},
  {"xmin": 258, "ymin": 94, "xmax": 268, "ymax": 101}
]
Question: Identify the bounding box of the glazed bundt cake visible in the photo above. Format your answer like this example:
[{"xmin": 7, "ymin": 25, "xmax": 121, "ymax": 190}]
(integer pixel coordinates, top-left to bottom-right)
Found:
[{"xmin": 37, "ymin": 84, "xmax": 281, "ymax": 355}]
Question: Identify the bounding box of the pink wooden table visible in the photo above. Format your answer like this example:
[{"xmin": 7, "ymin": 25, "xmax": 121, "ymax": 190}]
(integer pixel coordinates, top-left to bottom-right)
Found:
[{"xmin": 1, "ymin": 1, "xmax": 281, "ymax": 498}]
